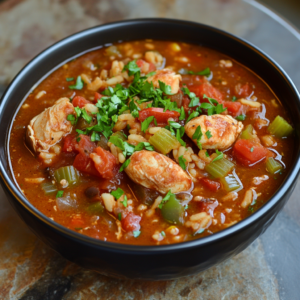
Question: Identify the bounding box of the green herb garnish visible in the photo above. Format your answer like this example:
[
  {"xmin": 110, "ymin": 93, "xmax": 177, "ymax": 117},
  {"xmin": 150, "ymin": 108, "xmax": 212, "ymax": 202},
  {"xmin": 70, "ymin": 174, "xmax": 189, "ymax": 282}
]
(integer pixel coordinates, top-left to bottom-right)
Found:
[
  {"xmin": 69, "ymin": 76, "xmax": 84, "ymax": 90},
  {"xmin": 56, "ymin": 191, "xmax": 64, "ymax": 198},
  {"xmin": 111, "ymin": 188, "xmax": 124, "ymax": 200}
]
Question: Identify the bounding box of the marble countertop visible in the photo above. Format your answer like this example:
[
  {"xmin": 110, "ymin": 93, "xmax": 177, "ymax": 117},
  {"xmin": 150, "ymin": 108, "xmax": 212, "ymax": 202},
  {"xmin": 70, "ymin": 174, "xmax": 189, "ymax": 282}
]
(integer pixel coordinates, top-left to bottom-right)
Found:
[{"xmin": 0, "ymin": 0, "xmax": 300, "ymax": 299}]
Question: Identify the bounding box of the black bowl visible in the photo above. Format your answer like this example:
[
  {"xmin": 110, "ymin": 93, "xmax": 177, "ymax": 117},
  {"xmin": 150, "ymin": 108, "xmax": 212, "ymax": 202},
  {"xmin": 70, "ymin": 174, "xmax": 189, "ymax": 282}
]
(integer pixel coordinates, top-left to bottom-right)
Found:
[{"xmin": 1, "ymin": 19, "xmax": 300, "ymax": 280}]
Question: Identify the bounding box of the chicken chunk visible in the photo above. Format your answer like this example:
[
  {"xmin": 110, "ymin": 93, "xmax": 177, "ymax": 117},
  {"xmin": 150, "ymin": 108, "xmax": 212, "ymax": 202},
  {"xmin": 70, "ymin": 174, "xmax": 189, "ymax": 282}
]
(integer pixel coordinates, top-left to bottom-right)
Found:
[
  {"xmin": 125, "ymin": 150, "xmax": 192, "ymax": 194},
  {"xmin": 147, "ymin": 69, "xmax": 181, "ymax": 94},
  {"xmin": 185, "ymin": 114, "xmax": 243, "ymax": 150},
  {"xmin": 26, "ymin": 98, "xmax": 75, "ymax": 152}
]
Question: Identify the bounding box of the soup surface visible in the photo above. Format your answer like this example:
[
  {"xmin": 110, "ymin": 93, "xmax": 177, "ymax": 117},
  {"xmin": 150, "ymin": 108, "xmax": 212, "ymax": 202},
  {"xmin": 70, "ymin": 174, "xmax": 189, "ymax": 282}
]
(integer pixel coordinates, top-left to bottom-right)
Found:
[{"xmin": 9, "ymin": 40, "xmax": 294, "ymax": 245}]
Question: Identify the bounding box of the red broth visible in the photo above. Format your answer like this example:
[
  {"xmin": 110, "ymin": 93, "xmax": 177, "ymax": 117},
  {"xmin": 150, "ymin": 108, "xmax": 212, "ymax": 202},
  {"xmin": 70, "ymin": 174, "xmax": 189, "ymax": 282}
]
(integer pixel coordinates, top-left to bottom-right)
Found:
[{"xmin": 9, "ymin": 40, "xmax": 294, "ymax": 245}]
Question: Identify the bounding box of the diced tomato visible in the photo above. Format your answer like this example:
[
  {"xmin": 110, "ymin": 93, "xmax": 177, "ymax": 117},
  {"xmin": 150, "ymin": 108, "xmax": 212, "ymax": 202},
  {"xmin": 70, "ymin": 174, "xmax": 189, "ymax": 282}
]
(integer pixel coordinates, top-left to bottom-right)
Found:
[
  {"xmin": 136, "ymin": 59, "xmax": 156, "ymax": 73},
  {"xmin": 94, "ymin": 92, "xmax": 103, "ymax": 103},
  {"xmin": 189, "ymin": 83, "xmax": 223, "ymax": 102},
  {"xmin": 199, "ymin": 199, "xmax": 218, "ymax": 217},
  {"xmin": 63, "ymin": 134, "xmax": 96, "ymax": 155},
  {"xmin": 76, "ymin": 135, "xmax": 96, "ymax": 156},
  {"xmin": 70, "ymin": 215, "xmax": 85, "ymax": 228},
  {"xmin": 235, "ymin": 83, "xmax": 252, "ymax": 98},
  {"xmin": 136, "ymin": 59, "xmax": 145, "ymax": 68},
  {"xmin": 73, "ymin": 153, "xmax": 100, "ymax": 177},
  {"xmin": 72, "ymin": 96, "xmax": 91, "ymax": 108},
  {"xmin": 90, "ymin": 147, "xmax": 118, "ymax": 179},
  {"xmin": 233, "ymin": 139, "xmax": 269, "ymax": 166},
  {"xmin": 121, "ymin": 212, "xmax": 141, "ymax": 232},
  {"xmin": 62, "ymin": 135, "xmax": 78, "ymax": 153},
  {"xmin": 138, "ymin": 107, "xmax": 180, "ymax": 124},
  {"xmin": 148, "ymin": 63, "xmax": 156, "ymax": 72},
  {"xmin": 222, "ymin": 101, "xmax": 248, "ymax": 117},
  {"xmin": 199, "ymin": 178, "xmax": 220, "ymax": 192}
]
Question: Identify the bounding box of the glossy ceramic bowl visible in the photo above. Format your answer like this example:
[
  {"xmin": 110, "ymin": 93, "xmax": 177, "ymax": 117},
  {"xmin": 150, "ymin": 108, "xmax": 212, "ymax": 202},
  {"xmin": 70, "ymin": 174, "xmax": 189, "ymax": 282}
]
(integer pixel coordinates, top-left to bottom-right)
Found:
[{"xmin": 1, "ymin": 19, "xmax": 300, "ymax": 280}]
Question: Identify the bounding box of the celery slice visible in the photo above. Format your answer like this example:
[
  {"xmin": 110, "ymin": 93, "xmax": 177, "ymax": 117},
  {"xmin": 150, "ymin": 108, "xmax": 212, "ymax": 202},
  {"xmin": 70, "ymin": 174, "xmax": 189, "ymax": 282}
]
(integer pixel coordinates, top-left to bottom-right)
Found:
[
  {"xmin": 149, "ymin": 128, "xmax": 180, "ymax": 154},
  {"xmin": 86, "ymin": 202, "xmax": 104, "ymax": 215},
  {"xmin": 205, "ymin": 158, "xmax": 234, "ymax": 179},
  {"xmin": 266, "ymin": 157, "xmax": 283, "ymax": 174},
  {"xmin": 112, "ymin": 131, "xmax": 127, "ymax": 141},
  {"xmin": 160, "ymin": 195, "xmax": 184, "ymax": 224},
  {"xmin": 54, "ymin": 166, "xmax": 80, "ymax": 185},
  {"xmin": 220, "ymin": 170, "xmax": 243, "ymax": 192},
  {"xmin": 41, "ymin": 182, "xmax": 57, "ymax": 195},
  {"xmin": 268, "ymin": 116, "xmax": 293, "ymax": 138},
  {"xmin": 240, "ymin": 124, "xmax": 256, "ymax": 140}
]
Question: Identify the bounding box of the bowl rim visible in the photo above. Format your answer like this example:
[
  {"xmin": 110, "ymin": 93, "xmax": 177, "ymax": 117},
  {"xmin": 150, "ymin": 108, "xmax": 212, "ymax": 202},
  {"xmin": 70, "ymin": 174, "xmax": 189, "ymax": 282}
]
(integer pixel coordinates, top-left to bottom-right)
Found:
[{"xmin": 1, "ymin": 18, "xmax": 300, "ymax": 253}]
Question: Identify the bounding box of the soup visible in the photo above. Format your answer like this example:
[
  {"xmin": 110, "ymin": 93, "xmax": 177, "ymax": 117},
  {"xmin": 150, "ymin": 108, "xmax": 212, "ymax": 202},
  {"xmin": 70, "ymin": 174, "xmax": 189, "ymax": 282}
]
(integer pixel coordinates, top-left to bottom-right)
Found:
[{"xmin": 9, "ymin": 40, "xmax": 294, "ymax": 245}]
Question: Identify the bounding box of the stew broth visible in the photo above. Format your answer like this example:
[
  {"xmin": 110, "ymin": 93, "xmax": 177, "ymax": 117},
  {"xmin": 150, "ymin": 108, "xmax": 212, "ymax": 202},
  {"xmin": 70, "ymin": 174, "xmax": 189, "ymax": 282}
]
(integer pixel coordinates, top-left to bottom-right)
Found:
[{"xmin": 9, "ymin": 40, "xmax": 294, "ymax": 245}]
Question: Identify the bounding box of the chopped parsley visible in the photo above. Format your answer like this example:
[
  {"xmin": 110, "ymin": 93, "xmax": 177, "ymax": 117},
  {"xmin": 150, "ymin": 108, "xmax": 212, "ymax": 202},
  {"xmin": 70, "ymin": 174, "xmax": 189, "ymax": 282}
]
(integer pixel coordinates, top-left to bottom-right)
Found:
[
  {"xmin": 68, "ymin": 76, "xmax": 84, "ymax": 90},
  {"xmin": 192, "ymin": 125, "xmax": 203, "ymax": 149},
  {"xmin": 111, "ymin": 188, "xmax": 124, "ymax": 199},
  {"xmin": 161, "ymin": 231, "xmax": 166, "ymax": 237},
  {"xmin": 178, "ymin": 155, "xmax": 187, "ymax": 170},
  {"xmin": 187, "ymin": 67, "xmax": 211, "ymax": 76},
  {"xmin": 67, "ymin": 114, "xmax": 76, "ymax": 125},
  {"xmin": 133, "ymin": 230, "xmax": 141, "ymax": 238},
  {"xmin": 182, "ymin": 86, "xmax": 199, "ymax": 108},
  {"xmin": 212, "ymin": 149, "xmax": 223, "ymax": 162},
  {"xmin": 119, "ymin": 159, "xmax": 131, "ymax": 172},
  {"xmin": 66, "ymin": 77, "xmax": 74, "ymax": 81},
  {"xmin": 205, "ymin": 130, "xmax": 212, "ymax": 139},
  {"xmin": 194, "ymin": 228, "xmax": 205, "ymax": 236},
  {"xmin": 248, "ymin": 206, "xmax": 255, "ymax": 213},
  {"xmin": 134, "ymin": 142, "xmax": 154, "ymax": 151},
  {"xmin": 118, "ymin": 213, "xmax": 122, "ymax": 221},
  {"xmin": 176, "ymin": 127, "xmax": 186, "ymax": 146},
  {"xmin": 198, "ymin": 94, "xmax": 227, "ymax": 116},
  {"xmin": 56, "ymin": 191, "xmax": 64, "ymax": 198},
  {"xmin": 159, "ymin": 80, "xmax": 173, "ymax": 95},
  {"xmin": 141, "ymin": 116, "xmax": 154, "ymax": 132},
  {"xmin": 205, "ymin": 151, "xmax": 210, "ymax": 157},
  {"xmin": 158, "ymin": 190, "xmax": 174, "ymax": 209},
  {"xmin": 123, "ymin": 60, "xmax": 140, "ymax": 75},
  {"xmin": 179, "ymin": 106, "xmax": 186, "ymax": 121},
  {"xmin": 250, "ymin": 147, "xmax": 254, "ymax": 152},
  {"xmin": 231, "ymin": 96, "xmax": 237, "ymax": 102},
  {"xmin": 186, "ymin": 111, "xmax": 199, "ymax": 123},
  {"xmin": 236, "ymin": 114, "xmax": 246, "ymax": 121},
  {"xmin": 120, "ymin": 195, "xmax": 128, "ymax": 207},
  {"xmin": 90, "ymin": 131, "xmax": 100, "ymax": 142}
]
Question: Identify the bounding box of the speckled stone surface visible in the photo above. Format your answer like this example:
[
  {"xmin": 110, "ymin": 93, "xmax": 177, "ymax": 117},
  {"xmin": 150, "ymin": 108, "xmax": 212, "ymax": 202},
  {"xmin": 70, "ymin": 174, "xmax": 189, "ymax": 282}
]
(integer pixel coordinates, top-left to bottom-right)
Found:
[{"xmin": 0, "ymin": 0, "xmax": 300, "ymax": 299}]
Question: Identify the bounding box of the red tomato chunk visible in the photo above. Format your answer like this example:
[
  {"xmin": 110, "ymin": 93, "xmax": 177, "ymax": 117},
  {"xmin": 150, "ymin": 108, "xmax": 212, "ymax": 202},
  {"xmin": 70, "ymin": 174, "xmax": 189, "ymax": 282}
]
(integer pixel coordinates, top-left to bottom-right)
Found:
[
  {"xmin": 139, "ymin": 107, "xmax": 180, "ymax": 124},
  {"xmin": 73, "ymin": 153, "xmax": 100, "ymax": 177},
  {"xmin": 233, "ymin": 139, "xmax": 269, "ymax": 166},
  {"xmin": 72, "ymin": 96, "xmax": 91, "ymax": 108},
  {"xmin": 90, "ymin": 147, "xmax": 118, "ymax": 179},
  {"xmin": 235, "ymin": 83, "xmax": 252, "ymax": 98},
  {"xmin": 122, "ymin": 212, "xmax": 141, "ymax": 232},
  {"xmin": 189, "ymin": 83, "xmax": 223, "ymax": 102},
  {"xmin": 199, "ymin": 178, "xmax": 221, "ymax": 192}
]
